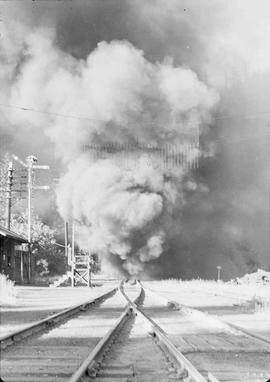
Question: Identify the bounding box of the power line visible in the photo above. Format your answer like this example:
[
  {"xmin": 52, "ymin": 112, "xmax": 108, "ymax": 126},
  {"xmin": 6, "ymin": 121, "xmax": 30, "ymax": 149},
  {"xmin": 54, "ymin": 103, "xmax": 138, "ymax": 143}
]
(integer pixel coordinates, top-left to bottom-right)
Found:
[
  {"xmin": 1, "ymin": 102, "xmax": 270, "ymax": 126},
  {"xmin": 0, "ymin": 103, "xmax": 103, "ymax": 123},
  {"xmin": 2, "ymin": 102, "xmax": 270, "ymax": 149}
]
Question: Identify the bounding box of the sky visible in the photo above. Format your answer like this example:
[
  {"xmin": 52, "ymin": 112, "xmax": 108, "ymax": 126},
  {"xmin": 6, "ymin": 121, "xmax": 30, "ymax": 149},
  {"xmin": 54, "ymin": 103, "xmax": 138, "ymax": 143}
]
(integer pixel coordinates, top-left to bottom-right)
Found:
[{"xmin": 1, "ymin": 0, "xmax": 270, "ymax": 279}]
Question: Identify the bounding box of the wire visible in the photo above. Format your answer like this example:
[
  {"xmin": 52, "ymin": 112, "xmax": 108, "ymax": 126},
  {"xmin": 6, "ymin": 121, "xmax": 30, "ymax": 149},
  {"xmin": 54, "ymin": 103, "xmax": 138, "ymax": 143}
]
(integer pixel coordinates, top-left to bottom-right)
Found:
[
  {"xmin": 0, "ymin": 103, "xmax": 134, "ymax": 125},
  {"xmin": 1, "ymin": 102, "xmax": 270, "ymax": 125},
  {"xmin": 1, "ymin": 102, "xmax": 270, "ymax": 148}
]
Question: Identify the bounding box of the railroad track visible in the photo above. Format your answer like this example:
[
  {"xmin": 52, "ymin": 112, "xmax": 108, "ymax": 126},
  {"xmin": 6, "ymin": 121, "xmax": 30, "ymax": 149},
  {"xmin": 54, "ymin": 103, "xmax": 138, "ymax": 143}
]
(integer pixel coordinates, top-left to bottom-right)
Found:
[
  {"xmin": 0, "ymin": 285, "xmax": 126, "ymax": 382},
  {"xmin": 0, "ymin": 287, "xmax": 117, "ymax": 351},
  {"xmin": 1, "ymin": 281, "xmax": 219, "ymax": 382},
  {"xmin": 140, "ymin": 284, "xmax": 270, "ymax": 382},
  {"xmin": 141, "ymin": 285, "xmax": 270, "ymax": 345},
  {"xmin": 69, "ymin": 281, "xmax": 217, "ymax": 382},
  {"xmin": 2, "ymin": 281, "xmax": 269, "ymax": 381}
]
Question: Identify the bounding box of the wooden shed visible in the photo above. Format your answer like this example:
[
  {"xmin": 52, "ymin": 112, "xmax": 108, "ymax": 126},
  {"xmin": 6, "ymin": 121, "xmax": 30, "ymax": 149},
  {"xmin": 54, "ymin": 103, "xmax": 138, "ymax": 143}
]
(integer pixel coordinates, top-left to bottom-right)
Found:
[{"xmin": 0, "ymin": 225, "xmax": 30, "ymax": 284}]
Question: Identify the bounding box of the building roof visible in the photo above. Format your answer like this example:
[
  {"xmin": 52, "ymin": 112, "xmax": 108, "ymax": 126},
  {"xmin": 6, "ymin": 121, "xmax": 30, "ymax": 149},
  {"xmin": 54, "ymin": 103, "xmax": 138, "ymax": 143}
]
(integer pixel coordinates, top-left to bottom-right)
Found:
[{"xmin": 0, "ymin": 225, "xmax": 28, "ymax": 243}]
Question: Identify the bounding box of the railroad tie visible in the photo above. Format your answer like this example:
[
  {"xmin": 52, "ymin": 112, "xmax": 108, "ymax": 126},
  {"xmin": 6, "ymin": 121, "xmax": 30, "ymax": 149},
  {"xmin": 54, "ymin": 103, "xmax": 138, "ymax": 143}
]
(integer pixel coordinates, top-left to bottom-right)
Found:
[{"xmin": 93, "ymin": 363, "xmax": 135, "ymax": 379}]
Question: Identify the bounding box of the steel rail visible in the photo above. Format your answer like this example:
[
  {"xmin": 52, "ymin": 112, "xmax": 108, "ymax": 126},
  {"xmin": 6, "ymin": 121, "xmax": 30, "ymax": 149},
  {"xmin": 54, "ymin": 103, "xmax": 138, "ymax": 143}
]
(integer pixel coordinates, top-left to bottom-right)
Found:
[
  {"xmin": 151, "ymin": 329, "xmax": 213, "ymax": 382},
  {"xmin": 68, "ymin": 282, "xmax": 218, "ymax": 382},
  {"xmin": 219, "ymin": 318, "xmax": 270, "ymax": 346},
  {"xmin": 121, "ymin": 284, "xmax": 212, "ymax": 382},
  {"xmin": 142, "ymin": 284, "xmax": 270, "ymax": 347},
  {"xmin": 68, "ymin": 281, "xmax": 143, "ymax": 382},
  {"xmin": 68, "ymin": 305, "xmax": 134, "ymax": 382},
  {"xmin": 141, "ymin": 284, "xmax": 270, "ymax": 381},
  {"xmin": 0, "ymin": 287, "xmax": 117, "ymax": 350}
]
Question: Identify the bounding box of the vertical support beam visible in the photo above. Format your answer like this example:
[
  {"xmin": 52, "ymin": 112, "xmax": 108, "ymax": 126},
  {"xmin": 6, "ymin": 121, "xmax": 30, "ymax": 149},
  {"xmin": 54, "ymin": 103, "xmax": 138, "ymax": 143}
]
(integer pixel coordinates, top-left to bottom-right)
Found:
[
  {"xmin": 87, "ymin": 255, "xmax": 90, "ymax": 288},
  {"xmin": 89, "ymin": 263, "xmax": 91, "ymax": 287},
  {"xmin": 26, "ymin": 156, "xmax": 34, "ymax": 283},
  {"xmin": 89, "ymin": 251, "xmax": 92, "ymax": 288},
  {"xmin": 71, "ymin": 223, "xmax": 75, "ymax": 287},
  {"xmin": 11, "ymin": 242, "xmax": 15, "ymax": 281},
  {"xmin": 28, "ymin": 251, "xmax": 32, "ymax": 284},
  {"xmin": 6, "ymin": 161, "xmax": 13, "ymax": 230},
  {"xmin": 67, "ymin": 244, "xmax": 71, "ymax": 267},
  {"xmin": 268, "ymin": 189, "xmax": 270, "ymax": 245},
  {"xmin": 12, "ymin": 155, "xmax": 49, "ymax": 284},
  {"xmin": 26, "ymin": 157, "xmax": 34, "ymax": 244},
  {"xmin": 217, "ymin": 266, "xmax": 222, "ymax": 281},
  {"xmin": 20, "ymin": 252, "xmax": 24, "ymax": 283},
  {"xmin": 64, "ymin": 221, "xmax": 69, "ymax": 271},
  {"xmin": 196, "ymin": 141, "xmax": 199, "ymax": 169}
]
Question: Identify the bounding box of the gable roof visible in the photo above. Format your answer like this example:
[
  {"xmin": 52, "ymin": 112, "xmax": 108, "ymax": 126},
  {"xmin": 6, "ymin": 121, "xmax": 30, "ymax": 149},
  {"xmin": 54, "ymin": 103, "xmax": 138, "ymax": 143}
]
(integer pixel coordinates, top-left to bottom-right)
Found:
[{"xmin": 0, "ymin": 225, "xmax": 28, "ymax": 243}]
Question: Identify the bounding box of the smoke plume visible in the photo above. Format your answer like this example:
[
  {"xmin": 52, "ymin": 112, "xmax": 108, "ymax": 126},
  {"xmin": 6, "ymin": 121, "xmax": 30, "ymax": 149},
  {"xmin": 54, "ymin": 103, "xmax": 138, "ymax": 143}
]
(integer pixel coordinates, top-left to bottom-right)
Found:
[
  {"xmin": 45, "ymin": 39, "xmax": 216, "ymax": 276},
  {"xmin": 2, "ymin": 1, "xmax": 270, "ymax": 278}
]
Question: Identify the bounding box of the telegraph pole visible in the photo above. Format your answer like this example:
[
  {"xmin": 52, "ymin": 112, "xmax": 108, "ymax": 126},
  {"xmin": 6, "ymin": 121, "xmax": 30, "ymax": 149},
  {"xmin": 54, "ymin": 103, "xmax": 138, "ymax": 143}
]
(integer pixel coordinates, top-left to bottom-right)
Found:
[
  {"xmin": 6, "ymin": 161, "xmax": 13, "ymax": 230},
  {"xmin": 26, "ymin": 156, "xmax": 35, "ymax": 243},
  {"xmin": 64, "ymin": 221, "xmax": 69, "ymax": 272},
  {"xmin": 217, "ymin": 266, "xmax": 222, "ymax": 281},
  {"xmin": 13, "ymin": 155, "xmax": 50, "ymax": 243},
  {"xmin": 64, "ymin": 222, "xmax": 69, "ymax": 259},
  {"xmin": 13, "ymin": 155, "xmax": 50, "ymax": 282},
  {"xmin": 71, "ymin": 223, "xmax": 75, "ymax": 287}
]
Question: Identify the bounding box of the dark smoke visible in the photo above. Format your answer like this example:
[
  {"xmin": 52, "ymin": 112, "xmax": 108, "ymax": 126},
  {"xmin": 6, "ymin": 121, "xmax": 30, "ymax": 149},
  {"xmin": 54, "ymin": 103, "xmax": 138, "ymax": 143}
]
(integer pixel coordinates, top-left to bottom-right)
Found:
[{"xmin": 1, "ymin": 1, "xmax": 270, "ymax": 279}]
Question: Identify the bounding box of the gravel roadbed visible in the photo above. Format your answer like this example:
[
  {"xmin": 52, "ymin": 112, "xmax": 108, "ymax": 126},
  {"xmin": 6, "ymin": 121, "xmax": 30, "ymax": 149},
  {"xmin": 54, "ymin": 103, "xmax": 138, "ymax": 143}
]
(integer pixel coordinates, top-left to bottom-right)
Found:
[{"xmin": 0, "ymin": 284, "xmax": 118, "ymax": 337}]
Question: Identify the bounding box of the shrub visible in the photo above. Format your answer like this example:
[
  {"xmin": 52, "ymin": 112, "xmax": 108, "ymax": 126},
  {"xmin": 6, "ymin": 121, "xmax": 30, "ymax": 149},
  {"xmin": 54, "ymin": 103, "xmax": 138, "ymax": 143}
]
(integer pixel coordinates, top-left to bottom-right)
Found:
[{"xmin": 0, "ymin": 273, "xmax": 17, "ymax": 304}]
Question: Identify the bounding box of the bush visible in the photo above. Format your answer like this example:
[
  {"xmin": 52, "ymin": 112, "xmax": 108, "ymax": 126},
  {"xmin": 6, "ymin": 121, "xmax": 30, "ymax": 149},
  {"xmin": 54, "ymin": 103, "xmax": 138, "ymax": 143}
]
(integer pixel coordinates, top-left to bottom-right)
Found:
[{"xmin": 0, "ymin": 273, "xmax": 17, "ymax": 304}]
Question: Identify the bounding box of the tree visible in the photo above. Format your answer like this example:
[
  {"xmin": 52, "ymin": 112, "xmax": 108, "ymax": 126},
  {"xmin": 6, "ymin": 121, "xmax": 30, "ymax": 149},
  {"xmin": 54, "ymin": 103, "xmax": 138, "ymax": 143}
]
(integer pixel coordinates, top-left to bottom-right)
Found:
[
  {"xmin": 11, "ymin": 213, "xmax": 65, "ymax": 276},
  {"xmin": 90, "ymin": 253, "xmax": 101, "ymax": 274}
]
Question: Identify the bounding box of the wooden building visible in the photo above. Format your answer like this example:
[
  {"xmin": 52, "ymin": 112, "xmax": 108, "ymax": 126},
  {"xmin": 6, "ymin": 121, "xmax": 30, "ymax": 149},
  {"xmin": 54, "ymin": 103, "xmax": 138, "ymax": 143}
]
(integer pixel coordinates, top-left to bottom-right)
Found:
[{"xmin": 0, "ymin": 225, "xmax": 30, "ymax": 284}]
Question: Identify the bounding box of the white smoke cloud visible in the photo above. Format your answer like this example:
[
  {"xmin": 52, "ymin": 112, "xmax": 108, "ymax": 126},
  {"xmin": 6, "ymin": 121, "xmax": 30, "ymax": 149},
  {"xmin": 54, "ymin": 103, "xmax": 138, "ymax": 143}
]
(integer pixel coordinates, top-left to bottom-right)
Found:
[
  {"xmin": 57, "ymin": 157, "xmax": 166, "ymax": 269},
  {"xmin": 0, "ymin": 24, "xmax": 218, "ymax": 275},
  {"xmin": 134, "ymin": 0, "xmax": 270, "ymax": 86},
  {"xmin": 2, "ymin": 2, "xmax": 270, "ymax": 277},
  {"xmin": 6, "ymin": 32, "xmax": 217, "ymax": 153}
]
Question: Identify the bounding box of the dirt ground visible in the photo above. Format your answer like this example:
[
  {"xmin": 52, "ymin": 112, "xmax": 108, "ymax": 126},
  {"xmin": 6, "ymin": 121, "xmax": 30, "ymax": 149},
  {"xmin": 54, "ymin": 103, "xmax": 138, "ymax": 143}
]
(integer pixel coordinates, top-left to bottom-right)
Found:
[
  {"xmin": 1, "ymin": 281, "xmax": 270, "ymax": 381},
  {"xmin": 2, "ymin": 280, "xmax": 270, "ymax": 339},
  {"xmin": 0, "ymin": 282, "xmax": 118, "ymax": 337},
  {"xmin": 143, "ymin": 280, "xmax": 270, "ymax": 337}
]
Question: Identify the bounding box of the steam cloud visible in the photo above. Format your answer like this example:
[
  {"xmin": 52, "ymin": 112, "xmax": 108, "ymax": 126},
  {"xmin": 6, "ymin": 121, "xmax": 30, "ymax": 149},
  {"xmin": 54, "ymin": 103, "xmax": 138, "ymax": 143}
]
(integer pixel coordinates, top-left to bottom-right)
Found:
[
  {"xmin": 17, "ymin": 36, "xmax": 215, "ymax": 276},
  {"xmin": 0, "ymin": 22, "xmax": 218, "ymax": 275},
  {"xmin": 2, "ymin": 1, "xmax": 270, "ymax": 278}
]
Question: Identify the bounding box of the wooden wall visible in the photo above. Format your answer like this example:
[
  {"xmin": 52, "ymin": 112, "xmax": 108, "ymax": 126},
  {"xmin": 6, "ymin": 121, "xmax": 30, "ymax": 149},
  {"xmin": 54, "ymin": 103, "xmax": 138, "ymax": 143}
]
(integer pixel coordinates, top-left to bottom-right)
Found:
[{"xmin": 0, "ymin": 237, "xmax": 31, "ymax": 284}]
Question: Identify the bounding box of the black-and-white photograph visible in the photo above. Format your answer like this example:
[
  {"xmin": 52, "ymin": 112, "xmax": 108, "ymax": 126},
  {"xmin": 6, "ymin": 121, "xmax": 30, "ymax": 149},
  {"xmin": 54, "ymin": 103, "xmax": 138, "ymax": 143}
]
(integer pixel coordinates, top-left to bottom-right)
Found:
[{"xmin": 0, "ymin": 1, "xmax": 270, "ymax": 381}]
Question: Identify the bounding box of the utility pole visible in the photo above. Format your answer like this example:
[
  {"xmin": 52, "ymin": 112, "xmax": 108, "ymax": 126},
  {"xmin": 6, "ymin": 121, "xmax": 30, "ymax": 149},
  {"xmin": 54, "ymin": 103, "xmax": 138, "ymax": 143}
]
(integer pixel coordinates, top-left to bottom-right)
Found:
[
  {"xmin": 13, "ymin": 155, "xmax": 50, "ymax": 243},
  {"xmin": 71, "ymin": 223, "xmax": 75, "ymax": 287},
  {"xmin": 13, "ymin": 155, "xmax": 49, "ymax": 282},
  {"xmin": 217, "ymin": 266, "xmax": 222, "ymax": 282},
  {"xmin": 64, "ymin": 221, "xmax": 69, "ymax": 272},
  {"xmin": 64, "ymin": 221, "xmax": 69, "ymax": 258},
  {"xmin": 6, "ymin": 161, "xmax": 13, "ymax": 230},
  {"xmin": 26, "ymin": 156, "xmax": 35, "ymax": 243}
]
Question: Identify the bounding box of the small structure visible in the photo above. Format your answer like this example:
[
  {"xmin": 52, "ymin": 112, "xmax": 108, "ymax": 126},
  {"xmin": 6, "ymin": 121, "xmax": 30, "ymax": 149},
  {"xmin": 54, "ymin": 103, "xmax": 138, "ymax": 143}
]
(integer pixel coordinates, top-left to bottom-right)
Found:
[
  {"xmin": 0, "ymin": 225, "xmax": 30, "ymax": 284},
  {"xmin": 70, "ymin": 252, "xmax": 91, "ymax": 287}
]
